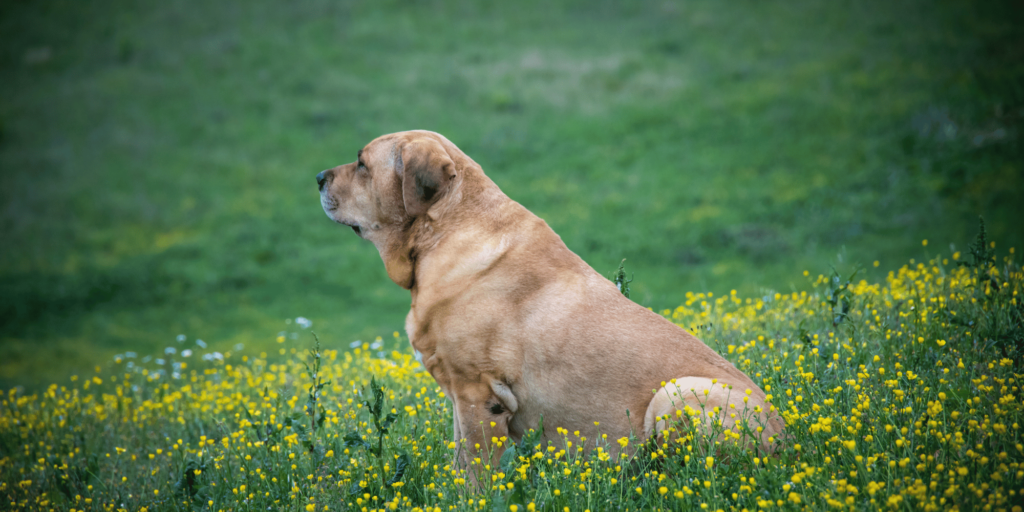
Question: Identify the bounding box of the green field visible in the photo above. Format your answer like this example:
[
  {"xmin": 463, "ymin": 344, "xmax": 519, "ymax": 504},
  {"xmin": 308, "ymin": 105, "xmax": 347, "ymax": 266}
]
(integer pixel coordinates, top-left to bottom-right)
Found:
[{"xmin": 2, "ymin": 0, "xmax": 1022, "ymax": 390}]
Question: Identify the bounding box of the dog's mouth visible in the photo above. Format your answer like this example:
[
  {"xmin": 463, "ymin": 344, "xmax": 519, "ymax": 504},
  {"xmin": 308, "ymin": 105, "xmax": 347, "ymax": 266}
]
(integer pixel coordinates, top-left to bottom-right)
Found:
[
  {"xmin": 341, "ymin": 221, "xmax": 362, "ymax": 237},
  {"xmin": 320, "ymin": 194, "xmax": 362, "ymax": 236}
]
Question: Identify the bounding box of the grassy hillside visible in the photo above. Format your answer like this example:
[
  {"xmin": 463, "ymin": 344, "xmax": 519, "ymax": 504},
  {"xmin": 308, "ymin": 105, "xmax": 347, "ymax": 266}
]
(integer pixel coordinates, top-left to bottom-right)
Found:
[
  {"xmin": 1, "ymin": 245, "xmax": 1021, "ymax": 511},
  {"xmin": 1, "ymin": 0, "xmax": 1023, "ymax": 389}
]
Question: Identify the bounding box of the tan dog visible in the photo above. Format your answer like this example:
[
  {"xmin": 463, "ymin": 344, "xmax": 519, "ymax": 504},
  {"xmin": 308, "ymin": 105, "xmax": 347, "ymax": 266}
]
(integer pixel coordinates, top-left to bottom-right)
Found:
[{"xmin": 317, "ymin": 130, "xmax": 784, "ymax": 472}]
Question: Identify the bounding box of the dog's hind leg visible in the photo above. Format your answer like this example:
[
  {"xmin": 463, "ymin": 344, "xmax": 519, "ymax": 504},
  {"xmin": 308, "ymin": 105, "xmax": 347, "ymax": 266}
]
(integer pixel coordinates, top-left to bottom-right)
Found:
[
  {"xmin": 449, "ymin": 375, "xmax": 519, "ymax": 485},
  {"xmin": 643, "ymin": 377, "xmax": 781, "ymax": 453}
]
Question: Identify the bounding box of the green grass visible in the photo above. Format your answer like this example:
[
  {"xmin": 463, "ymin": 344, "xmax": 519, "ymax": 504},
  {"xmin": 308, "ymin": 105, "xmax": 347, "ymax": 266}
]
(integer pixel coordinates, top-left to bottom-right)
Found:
[
  {"xmin": 2, "ymin": 0, "xmax": 1023, "ymax": 390},
  {"xmin": 1, "ymin": 246, "xmax": 1021, "ymax": 511}
]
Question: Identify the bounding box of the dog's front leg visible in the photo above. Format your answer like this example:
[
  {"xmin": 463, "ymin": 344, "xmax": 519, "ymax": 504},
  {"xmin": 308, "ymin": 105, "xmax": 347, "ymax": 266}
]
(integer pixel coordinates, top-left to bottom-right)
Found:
[
  {"xmin": 450, "ymin": 400, "xmax": 463, "ymax": 464},
  {"xmin": 451, "ymin": 376, "xmax": 518, "ymax": 485}
]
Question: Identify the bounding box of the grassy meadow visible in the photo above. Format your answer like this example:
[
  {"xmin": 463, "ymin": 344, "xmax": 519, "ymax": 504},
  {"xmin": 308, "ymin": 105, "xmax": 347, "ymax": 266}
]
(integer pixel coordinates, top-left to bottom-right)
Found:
[
  {"xmin": 1, "ymin": 0, "xmax": 1022, "ymax": 390},
  {"xmin": 1, "ymin": 243, "xmax": 1022, "ymax": 511}
]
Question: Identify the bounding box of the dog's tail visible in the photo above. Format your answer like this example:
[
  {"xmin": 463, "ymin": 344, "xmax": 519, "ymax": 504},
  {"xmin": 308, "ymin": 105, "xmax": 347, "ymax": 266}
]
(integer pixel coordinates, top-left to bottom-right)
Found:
[{"xmin": 643, "ymin": 377, "xmax": 784, "ymax": 453}]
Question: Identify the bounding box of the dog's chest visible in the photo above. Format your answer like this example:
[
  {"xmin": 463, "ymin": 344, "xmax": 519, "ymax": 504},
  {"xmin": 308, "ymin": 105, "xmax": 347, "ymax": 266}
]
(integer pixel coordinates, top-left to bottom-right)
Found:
[
  {"xmin": 404, "ymin": 308, "xmax": 429, "ymax": 353},
  {"xmin": 405, "ymin": 307, "xmax": 440, "ymax": 368}
]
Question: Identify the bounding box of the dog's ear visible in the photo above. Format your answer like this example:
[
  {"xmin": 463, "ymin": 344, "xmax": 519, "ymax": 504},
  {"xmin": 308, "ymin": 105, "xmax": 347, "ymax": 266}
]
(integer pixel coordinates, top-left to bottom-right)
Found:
[{"xmin": 398, "ymin": 138, "xmax": 455, "ymax": 217}]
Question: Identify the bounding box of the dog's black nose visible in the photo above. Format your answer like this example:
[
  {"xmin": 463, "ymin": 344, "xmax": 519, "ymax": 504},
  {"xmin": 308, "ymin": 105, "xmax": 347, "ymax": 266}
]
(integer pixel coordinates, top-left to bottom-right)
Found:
[{"xmin": 316, "ymin": 170, "xmax": 328, "ymax": 191}]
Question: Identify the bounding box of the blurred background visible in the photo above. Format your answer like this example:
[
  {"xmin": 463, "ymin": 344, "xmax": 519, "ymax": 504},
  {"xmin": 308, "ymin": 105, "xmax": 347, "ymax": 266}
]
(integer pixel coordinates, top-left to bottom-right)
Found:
[{"xmin": 2, "ymin": 0, "xmax": 1022, "ymax": 391}]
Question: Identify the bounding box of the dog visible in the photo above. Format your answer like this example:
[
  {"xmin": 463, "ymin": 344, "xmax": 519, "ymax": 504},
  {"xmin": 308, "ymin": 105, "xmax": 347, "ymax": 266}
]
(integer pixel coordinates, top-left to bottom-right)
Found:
[{"xmin": 317, "ymin": 130, "xmax": 784, "ymax": 474}]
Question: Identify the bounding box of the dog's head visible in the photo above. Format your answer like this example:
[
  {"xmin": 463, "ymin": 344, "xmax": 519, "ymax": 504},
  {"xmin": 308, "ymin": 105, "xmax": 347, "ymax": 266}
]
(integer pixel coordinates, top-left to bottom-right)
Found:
[
  {"xmin": 317, "ymin": 130, "xmax": 460, "ymax": 237},
  {"xmin": 317, "ymin": 130, "xmax": 471, "ymax": 287}
]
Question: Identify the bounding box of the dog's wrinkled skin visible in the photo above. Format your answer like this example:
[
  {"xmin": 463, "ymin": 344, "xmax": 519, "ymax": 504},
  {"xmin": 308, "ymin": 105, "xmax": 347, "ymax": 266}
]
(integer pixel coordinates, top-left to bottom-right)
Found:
[{"xmin": 318, "ymin": 130, "xmax": 784, "ymax": 476}]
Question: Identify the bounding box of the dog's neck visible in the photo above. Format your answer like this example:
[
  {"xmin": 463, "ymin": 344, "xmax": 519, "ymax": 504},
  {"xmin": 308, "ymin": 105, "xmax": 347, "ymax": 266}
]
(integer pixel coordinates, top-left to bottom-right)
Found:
[
  {"xmin": 380, "ymin": 232, "xmax": 417, "ymax": 289},
  {"xmin": 379, "ymin": 166, "xmax": 507, "ymax": 291}
]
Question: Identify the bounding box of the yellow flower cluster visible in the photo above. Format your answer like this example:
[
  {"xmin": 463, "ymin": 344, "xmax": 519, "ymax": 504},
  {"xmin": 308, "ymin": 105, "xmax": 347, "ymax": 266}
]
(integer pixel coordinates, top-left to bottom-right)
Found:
[{"xmin": 1, "ymin": 247, "xmax": 1021, "ymax": 512}]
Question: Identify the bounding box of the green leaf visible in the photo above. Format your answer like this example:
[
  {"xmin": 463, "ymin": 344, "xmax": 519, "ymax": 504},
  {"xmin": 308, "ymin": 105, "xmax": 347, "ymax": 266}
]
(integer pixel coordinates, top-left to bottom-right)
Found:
[
  {"xmin": 498, "ymin": 446, "xmax": 517, "ymax": 472},
  {"xmin": 381, "ymin": 412, "xmax": 399, "ymax": 433},
  {"xmin": 613, "ymin": 259, "xmax": 632, "ymax": 299},
  {"xmin": 343, "ymin": 431, "xmax": 370, "ymax": 450},
  {"xmin": 174, "ymin": 459, "xmax": 207, "ymax": 498},
  {"xmin": 370, "ymin": 377, "xmax": 385, "ymax": 417},
  {"xmin": 385, "ymin": 452, "xmax": 411, "ymax": 486},
  {"xmin": 316, "ymin": 405, "xmax": 327, "ymax": 430}
]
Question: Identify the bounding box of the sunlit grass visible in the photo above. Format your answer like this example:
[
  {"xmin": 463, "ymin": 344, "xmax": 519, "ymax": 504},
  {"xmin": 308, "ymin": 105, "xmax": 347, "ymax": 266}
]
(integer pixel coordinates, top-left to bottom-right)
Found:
[{"xmin": 2, "ymin": 239, "xmax": 1022, "ymax": 511}]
